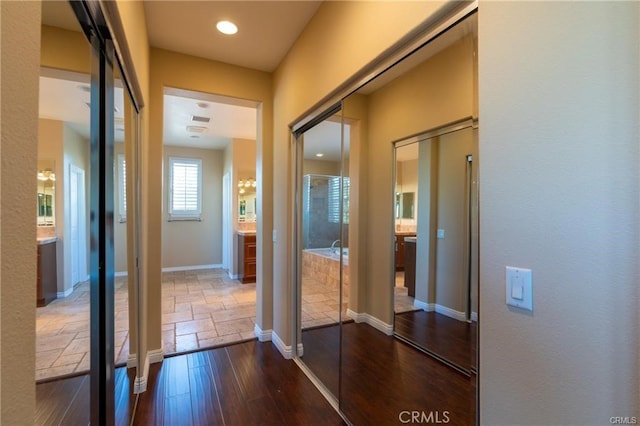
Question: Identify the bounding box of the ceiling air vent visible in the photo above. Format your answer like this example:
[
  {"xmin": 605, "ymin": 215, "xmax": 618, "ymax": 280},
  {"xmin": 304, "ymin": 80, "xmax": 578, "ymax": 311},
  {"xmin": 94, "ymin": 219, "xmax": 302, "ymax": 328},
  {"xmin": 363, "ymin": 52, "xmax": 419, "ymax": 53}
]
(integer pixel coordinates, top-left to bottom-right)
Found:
[
  {"xmin": 186, "ymin": 125, "xmax": 208, "ymax": 133},
  {"xmin": 191, "ymin": 115, "xmax": 211, "ymax": 123}
]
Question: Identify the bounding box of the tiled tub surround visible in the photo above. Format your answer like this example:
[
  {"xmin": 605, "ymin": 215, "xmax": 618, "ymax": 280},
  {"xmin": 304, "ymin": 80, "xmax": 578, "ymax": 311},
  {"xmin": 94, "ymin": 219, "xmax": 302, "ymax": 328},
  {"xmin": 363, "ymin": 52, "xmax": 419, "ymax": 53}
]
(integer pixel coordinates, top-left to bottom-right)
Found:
[
  {"xmin": 36, "ymin": 269, "xmax": 257, "ymax": 381},
  {"xmin": 301, "ymin": 248, "xmax": 350, "ymax": 329}
]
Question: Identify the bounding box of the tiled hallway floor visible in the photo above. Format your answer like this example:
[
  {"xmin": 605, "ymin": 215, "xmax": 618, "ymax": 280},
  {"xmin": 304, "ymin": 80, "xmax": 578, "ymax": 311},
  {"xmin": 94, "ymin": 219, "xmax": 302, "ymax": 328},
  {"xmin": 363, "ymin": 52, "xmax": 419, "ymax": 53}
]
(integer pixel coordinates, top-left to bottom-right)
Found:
[{"xmin": 35, "ymin": 268, "xmax": 257, "ymax": 382}]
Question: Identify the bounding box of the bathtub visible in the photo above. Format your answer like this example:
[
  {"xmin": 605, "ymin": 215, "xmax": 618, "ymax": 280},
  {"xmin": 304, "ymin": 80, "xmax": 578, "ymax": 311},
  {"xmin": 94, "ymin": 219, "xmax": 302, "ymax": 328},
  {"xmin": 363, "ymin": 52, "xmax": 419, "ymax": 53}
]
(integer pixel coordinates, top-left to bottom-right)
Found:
[
  {"xmin": 304, "ymin": 247, "xmax": 349, "ymax": 264},
  {"xmin": 301, "ymin": 247, "xmax": 350, "ymax": 291}
]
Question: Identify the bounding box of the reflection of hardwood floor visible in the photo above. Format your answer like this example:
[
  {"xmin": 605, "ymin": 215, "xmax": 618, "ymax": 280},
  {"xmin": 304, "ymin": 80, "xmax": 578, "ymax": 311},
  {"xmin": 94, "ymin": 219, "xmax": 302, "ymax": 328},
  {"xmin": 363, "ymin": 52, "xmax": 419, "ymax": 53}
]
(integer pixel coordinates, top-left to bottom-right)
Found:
[
  {"xmin": 301, "ymin": 322, "xmax": 476, "ymax": 425},
  {"xmin": 36, "ymin": 341, "xmax": 345, "ymax": 425},
  {"xmin": 394, "ymin": 310, "xmax": 477, "ymax": 372}
]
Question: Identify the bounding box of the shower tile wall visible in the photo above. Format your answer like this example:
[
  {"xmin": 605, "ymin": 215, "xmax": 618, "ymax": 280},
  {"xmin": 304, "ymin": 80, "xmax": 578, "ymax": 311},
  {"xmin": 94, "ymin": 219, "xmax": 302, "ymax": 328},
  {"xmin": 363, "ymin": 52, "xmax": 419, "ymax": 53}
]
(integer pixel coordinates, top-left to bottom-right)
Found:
[{"xmin": 304, "ymin": 176, "xmax": 341, "ymax": 249}]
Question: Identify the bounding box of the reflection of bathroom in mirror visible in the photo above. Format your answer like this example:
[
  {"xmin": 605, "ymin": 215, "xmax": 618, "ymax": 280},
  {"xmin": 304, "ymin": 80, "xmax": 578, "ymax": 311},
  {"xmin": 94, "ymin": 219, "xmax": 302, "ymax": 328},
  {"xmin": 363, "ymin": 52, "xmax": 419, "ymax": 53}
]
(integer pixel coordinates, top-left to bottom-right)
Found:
[
  {"xmin": 237, "ymin": 175, "xmax": 257, "ymax": 222},
  {"xmin": 37, "ymin": 159, "xmax": 56, "ymax": 227},
  {"xmin": 393, "ymin": 123, "xmax": 478, "ymax": 374}
]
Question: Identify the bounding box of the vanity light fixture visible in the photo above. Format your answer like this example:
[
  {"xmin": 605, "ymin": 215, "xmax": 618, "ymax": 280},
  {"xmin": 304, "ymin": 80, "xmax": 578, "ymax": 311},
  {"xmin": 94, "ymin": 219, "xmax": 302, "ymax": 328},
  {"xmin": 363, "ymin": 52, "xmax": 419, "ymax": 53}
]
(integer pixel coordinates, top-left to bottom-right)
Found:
[
  {"xmin": 38, "ymin": 170, "xmax": 56, "ymax": 181},
  {"xmin": 216, "ymin": 20, "xmax": 238, "ymax": 35},
  {"xmin": 315, "ymin": 153, "xmax": 324, "ymax": 158}
]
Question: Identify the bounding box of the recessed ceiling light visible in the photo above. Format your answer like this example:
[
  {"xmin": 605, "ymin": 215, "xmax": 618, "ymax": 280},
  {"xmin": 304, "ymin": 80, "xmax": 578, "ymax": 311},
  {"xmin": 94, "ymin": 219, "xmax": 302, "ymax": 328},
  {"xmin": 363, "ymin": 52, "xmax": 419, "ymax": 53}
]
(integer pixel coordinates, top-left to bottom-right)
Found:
[
  {"xmin": 78, "ymin": 84, "xmax": 90, "ymax": 93},
  {"xmin": 197, "ymin": 102, "xmax": 209, "ymax": 109},
  {"xmin": 315, "ymin": 153, "xmax": 324, "ymax": 158},
  {"xmin": 190, "ymin": 135, "xmax": 200, "ymax": 139},
  {"xmin": 216, "ymin": 20, "xmax": 238, "ymax": 35}
]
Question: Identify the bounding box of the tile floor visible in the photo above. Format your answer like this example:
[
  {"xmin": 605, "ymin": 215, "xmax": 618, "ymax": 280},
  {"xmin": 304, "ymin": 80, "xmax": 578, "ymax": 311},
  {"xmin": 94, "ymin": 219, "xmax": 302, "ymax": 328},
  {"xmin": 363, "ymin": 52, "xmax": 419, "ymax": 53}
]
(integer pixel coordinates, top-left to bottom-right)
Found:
[{"xmin": 35, "ymin": 268, "xmax": 257, "ymax": 381}]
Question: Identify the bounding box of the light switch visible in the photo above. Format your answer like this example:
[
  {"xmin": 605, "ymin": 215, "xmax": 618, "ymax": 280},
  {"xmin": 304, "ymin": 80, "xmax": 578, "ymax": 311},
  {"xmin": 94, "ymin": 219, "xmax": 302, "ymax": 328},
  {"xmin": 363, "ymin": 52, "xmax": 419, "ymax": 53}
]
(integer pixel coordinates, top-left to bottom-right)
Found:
[
  {"xmin": 505, "ymin": 266, "xmax": 532, "ymax": 311},
  {"xmin": 272, "ymin": 230, "xmax": 277, "ymax": 243},
  {"xmin": 437, "ymin": 229, "xmax": 445, "ymax": 239}
]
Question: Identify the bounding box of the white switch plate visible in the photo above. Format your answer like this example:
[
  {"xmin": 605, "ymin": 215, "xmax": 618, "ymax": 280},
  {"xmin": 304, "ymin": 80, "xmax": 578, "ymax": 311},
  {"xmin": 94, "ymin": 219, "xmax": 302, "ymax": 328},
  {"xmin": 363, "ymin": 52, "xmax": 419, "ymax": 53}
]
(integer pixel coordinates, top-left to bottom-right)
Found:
[
  {"xmin": 505, "ymin": 266, "xmax": 533, "ymax": 311},
  {"xmin": 437, "ymin": 229, "xmax": 445, "ymax": 239},
  {"xmin": 272, "ymin": 230, "xmax": 277, "ymax": 243}
]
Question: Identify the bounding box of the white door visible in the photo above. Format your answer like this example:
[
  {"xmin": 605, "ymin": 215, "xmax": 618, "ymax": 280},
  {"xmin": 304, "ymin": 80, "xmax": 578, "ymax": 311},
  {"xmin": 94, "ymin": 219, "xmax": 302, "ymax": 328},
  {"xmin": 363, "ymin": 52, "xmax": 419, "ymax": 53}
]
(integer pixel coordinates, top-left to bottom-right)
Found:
[
  {"xmin": 69, "ymin": 165, "xmax": 86, "ymax": 285},
  {"xmin": 222, "ymin": 172, "xmax": 231, "ymax": 271}
]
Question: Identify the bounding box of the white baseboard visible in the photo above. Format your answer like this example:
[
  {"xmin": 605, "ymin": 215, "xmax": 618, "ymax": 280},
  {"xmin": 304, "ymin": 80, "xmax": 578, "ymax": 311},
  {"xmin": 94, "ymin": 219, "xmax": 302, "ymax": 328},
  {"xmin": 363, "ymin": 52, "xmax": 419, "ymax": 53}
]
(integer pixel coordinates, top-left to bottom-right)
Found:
[
  {"xmin": 127, "ymin": 353, "xmax": 137, "ymax": 369},
  {"xmin": 297, "ymin": 342, "xmax": 304, "ymax": 357},
  {"xmin": 162, "ymin": 264, "xmax": 222, "ymax": 273},
  {"xmin": 148, "ymin": 348, "xmax": 164, "ymax": 364},
  {"xmin": 346, "ymin": 308, "xmax": 366, "ymax": 323},
  {"xmin": 57, "ymin": 287, "xmax": 74, "ymax": 298},
  {"xmin": 115, "ymin": 271, "xmax": 128, "ymax": 278},
  {"xmin": 229, "ymin": 273, "xmax": 239, "ymax": 280},
  {"xmin": 271, "ymin": 331, "xmax": 293, "ymax": 359},
  {"xmin": 134, "ymin": 354, "xmax": 149, "ymax": 394},
  {"xmin": 471, "ymin": 311, "xmax": 478, "ymax": 322},
  {"xmin": 346, "ymin": 309, "xmax": 392, "ymax": 335},
  {"xmin": 435, "ymin": 304, "xmax": 467, "ymax": 321},
  {"xmin": 254, "ymin": 324, "xmax": 272, "ymax": 342},
  {"xmin": 413, "ymin": 299, "xmax": 435, "ymax": 312}
]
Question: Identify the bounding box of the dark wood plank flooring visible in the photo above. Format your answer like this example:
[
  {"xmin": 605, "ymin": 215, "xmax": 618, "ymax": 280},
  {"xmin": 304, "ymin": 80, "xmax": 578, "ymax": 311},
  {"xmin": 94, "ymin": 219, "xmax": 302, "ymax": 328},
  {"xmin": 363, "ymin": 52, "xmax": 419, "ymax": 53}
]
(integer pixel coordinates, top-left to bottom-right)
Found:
[
  {"xmin": 341, "ymin": 323, "xmax": 476, "ymax": 425},
  {"xmin": 301, "ymin": 324, "xmax": 341, "ymax": 398},
  {"xmin": 394, "ymin": 310, "xmax": 477, "ymax": 372},
  {"xmin": 36, "ymin": 366, "xmax": 136, "ymax": 425},
  {"xmin": 301, "ymin": 322, "xmax": 476, "ymax": 425},
  {"xmin": 36, "ymin": 340, "xmax": 344, "ymax": 426}
]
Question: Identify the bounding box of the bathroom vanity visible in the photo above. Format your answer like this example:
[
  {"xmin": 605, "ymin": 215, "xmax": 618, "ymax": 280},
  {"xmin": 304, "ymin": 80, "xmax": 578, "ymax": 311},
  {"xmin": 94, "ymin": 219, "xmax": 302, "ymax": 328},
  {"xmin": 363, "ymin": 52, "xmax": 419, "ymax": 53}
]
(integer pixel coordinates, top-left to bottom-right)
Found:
[
  {"xmin": 237, "ymin": 231, "xmax": 256, "ymax": 284},
  {"xmin": 395, "ymin": 232, "xmax": 416, "ymax": 271},
  {"xmin": 403, "ymin": 236, "xmax": 416, "ymax": 298},
  {"xmin": 37, "ymin": 238, "xmax": 57, "ymax": 307}
]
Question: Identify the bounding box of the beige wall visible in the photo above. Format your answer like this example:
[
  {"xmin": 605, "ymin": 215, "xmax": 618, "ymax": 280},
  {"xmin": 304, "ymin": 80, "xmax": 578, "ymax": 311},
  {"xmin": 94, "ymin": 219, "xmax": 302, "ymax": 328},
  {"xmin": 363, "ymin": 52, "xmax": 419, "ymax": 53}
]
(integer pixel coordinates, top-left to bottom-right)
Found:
[
  {"xmin": 162, "ymin": 145, "xmax": 223, "ymax": 268},
  {"xmin": 0, "ymin": 1, "xmax": 40, "ymax": 422},
  {"xmin": 479, "ymin": 2, "xmax": 639, "ymax": 423},
  {"xmin": 303, "ymin": 159, "xmax": 340, "ymax": 176},
  {"xmin": 273, "ymin": 0, "xmax": 448, "ymax": 348}
]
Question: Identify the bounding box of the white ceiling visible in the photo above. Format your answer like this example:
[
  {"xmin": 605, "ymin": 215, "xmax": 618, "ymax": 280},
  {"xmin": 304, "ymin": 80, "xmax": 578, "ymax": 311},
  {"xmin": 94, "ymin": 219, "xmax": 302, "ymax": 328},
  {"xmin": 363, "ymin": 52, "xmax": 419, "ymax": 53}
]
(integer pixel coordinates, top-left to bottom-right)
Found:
[
  {"xmin": 144, "ymin": 1, "xmax": 322, "ymax": 72},
  {"xmin": 163, "ymin": 91, "xmax": 257, "ymax": 149},
  {"xmin": 39, "ymin": 71, "xmax": 125, "ymax": 143},
  {"xmin": 303, "ymin": 120, "xmax": 349, "ymax": 162}
]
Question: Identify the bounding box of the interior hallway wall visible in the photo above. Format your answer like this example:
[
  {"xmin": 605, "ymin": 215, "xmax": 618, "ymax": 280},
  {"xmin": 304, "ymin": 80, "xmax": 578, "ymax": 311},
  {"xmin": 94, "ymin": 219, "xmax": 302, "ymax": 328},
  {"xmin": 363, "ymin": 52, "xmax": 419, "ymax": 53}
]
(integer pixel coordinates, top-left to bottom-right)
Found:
[
  {"xmin": 479, "ymin": 2, "xmax": 639, "ymax": 423},
  {"xmin": 0, "ymin": 1, "xmax": 41, "ymax": 421}
]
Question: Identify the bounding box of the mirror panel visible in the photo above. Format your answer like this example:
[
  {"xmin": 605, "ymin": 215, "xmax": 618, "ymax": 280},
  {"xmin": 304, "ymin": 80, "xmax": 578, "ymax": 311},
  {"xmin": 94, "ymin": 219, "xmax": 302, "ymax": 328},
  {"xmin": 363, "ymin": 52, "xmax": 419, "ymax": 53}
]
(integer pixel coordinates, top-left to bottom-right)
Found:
[
  {"xmin": 337, "ymin": 11, "xmax": 478, "ymax": 423},
  {"xmin": 297, "ymin": 113, "xmax": 345, "ymax": 400}
]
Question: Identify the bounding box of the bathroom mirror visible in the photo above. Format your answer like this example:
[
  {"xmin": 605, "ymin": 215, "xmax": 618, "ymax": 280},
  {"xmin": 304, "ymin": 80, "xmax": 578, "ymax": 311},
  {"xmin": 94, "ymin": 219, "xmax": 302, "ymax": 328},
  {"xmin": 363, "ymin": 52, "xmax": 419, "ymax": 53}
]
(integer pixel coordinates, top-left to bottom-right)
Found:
[
  {"xmin": 37, "ymin": 159, "xmax": 56, "ymax": 226},
  {"xmin": 238, "ymin": 177, "xmax": 257, "ymax": 222},
  {"xmin": 396, "ymin": 192, "xmax": 415, "ymax": 219}
]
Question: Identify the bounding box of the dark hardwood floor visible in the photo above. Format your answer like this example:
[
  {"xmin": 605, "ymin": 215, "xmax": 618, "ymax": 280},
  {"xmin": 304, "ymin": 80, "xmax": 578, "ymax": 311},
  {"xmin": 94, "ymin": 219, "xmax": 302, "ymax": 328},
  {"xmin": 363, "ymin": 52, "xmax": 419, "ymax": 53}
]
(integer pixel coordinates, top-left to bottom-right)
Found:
[
  {"xmin": 394, "ymin": 310, "xmax": 477, "ymax": 372},
  {"xmin": 36, "ymin": 340, "xmax": 344, "ymax": 426},
  {"xmin": 302, "ymin": 322, "xmax": 476, "ymax": 425},
  {"xmin": 301, "ymin": 324, "xmax": 341, "ymax": 398},
  {"xmin": 37, "ymin": 323, "xmax": 475, "ymax": 425},
  {"xmin": 36, "ymin": 365, "xmax": 135, "ymax": 425}
]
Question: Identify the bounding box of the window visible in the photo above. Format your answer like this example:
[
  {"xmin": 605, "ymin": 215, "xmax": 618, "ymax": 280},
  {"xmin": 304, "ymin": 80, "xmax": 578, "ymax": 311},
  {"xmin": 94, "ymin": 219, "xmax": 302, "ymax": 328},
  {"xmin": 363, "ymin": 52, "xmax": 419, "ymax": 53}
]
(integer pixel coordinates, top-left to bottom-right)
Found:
[
  {"xmin": 169, "ymin": 157, "xmax": 202, "ymax": 220},
  {"xmin": 328, "ymin": 176, "xmax": 350, "ymax": 224},
  {"xmin": 117, "ymin": 154, "xmax": 126, "ymax": 222}
]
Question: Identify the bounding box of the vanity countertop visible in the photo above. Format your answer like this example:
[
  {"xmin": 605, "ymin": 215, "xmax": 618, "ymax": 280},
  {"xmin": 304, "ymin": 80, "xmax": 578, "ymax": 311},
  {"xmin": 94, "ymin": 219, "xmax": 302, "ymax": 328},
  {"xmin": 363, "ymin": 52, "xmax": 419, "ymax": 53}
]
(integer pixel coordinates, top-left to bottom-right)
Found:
[
  {"xmin": 404, "ymin": 236, "xmax": 417, "ymax": 243},
  {"xmin": 237, "ymin": 230, "xmax": 256, "ymax": 236},
  {"xmin": 395, "ymin": 231, "xmax": 417, "ymax": 236},
  {"xmin": 37, "ymin": 237, "xmax": 58, "ymax": 245}
]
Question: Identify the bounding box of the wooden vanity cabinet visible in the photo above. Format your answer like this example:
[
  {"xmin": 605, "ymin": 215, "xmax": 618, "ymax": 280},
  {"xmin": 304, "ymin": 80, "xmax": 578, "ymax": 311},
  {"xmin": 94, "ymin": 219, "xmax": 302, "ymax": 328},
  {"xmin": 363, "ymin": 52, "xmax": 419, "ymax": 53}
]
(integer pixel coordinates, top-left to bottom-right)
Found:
[
  {"xmin": 37, "ymin": 240, "xmax": 57, "ymax": 307},
  {"xmin": 404, "ymin": 238, "xmax": 417, "ymax": 298},
  {"xmin": 238, "ymin": 233, "xmax": 256, "ymax": 284},
  {"xmin": 395, "ymin": 233, "xmax": 416, "ymax": 271}
]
